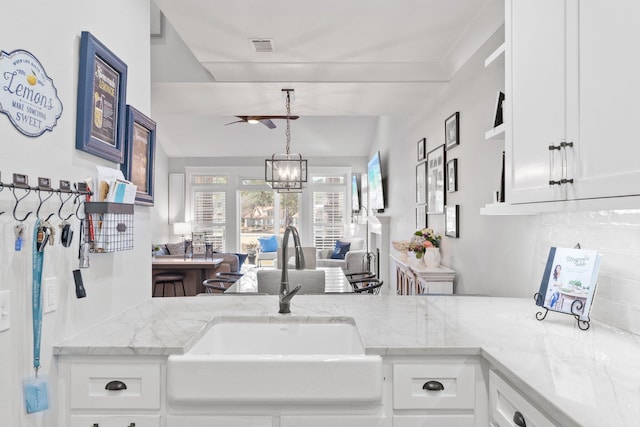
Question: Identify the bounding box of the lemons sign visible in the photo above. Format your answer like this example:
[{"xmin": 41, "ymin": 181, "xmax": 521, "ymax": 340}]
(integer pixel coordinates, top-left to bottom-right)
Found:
[{"xmin": 0, "ymin": 49, "xmax": 63, "ymax": 137}]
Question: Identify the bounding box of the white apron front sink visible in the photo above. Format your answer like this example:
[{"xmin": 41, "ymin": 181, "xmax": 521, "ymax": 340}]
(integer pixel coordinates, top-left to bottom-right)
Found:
[{"xmin": 167, "ymin": 317, "xmax": 382, "ymax": 404}]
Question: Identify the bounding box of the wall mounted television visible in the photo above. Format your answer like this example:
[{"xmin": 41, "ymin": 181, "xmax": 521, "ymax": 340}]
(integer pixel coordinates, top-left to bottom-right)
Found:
[
  {"xmin": 352, "ymin": 174, "xmax": 360, "ymax": 212},
  {"xmin": 368, "ymin": 151, "xmax": 385, "ymax": 212}
]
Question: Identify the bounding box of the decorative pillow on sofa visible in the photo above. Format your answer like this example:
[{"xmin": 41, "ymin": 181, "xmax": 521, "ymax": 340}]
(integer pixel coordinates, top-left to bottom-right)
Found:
[
  {"xmin": 330, "ymin": 240, "xmax": 351, "ymax": 259},
  {"xmin": 258, "ymin": 236, "xmax": 278, "ymax": 253},
  {"xmin": 165, "ymin": 242, "xmax": 185, "ymax": 255},
  {"xmin": 152, "ymin": 244, "xmax": 167, "ymax": 256},
  {"xmin": 235, "ymin": 253, "xmax": 248, "ymax": 268}
]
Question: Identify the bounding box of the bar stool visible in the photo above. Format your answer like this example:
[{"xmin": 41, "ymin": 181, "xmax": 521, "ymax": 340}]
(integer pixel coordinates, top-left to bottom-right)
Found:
[{"xmin": 154, "ymin": 272, "xmax": 187, "ymax": 297}]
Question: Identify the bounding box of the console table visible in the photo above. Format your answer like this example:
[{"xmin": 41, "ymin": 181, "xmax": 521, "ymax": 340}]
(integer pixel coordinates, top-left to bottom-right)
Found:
[{"xmin": 390, "ymin": 253, "xmax": 455, "ymax": 295}]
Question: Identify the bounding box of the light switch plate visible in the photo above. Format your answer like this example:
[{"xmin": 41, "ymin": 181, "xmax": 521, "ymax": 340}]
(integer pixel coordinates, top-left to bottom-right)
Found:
[
  {"xmin": 43, "ymin": 278, "xmax": 57, "ymax": 314},
  {"xmin": 0, "ymin": 290, "xmax": 10, "ymax": 332}
]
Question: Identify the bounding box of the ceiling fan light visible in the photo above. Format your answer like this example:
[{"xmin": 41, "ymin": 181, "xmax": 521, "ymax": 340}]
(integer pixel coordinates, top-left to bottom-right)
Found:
[{"xmin": 247, "ymin": 118, "xmax": 259, "ymax": 124}]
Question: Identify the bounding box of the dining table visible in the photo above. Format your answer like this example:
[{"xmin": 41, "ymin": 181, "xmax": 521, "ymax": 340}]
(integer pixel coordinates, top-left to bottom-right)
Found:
[{"xmin": 152, "ymin": 257, "xmax": 224, "ymax": 295}]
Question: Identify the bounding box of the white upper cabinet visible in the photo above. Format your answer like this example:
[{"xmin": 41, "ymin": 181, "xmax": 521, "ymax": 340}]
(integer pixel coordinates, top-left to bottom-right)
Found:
[
  {"xmin": 569, "ymin": 0, "xmax": 640, "ymax": 200},
  {"xmin": 506, "ymin": 0, "xmax": 640, "ymax": 205}
]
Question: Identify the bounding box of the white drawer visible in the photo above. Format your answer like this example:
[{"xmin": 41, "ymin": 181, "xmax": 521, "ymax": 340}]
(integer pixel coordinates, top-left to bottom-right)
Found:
[
  {"xmin": 393, "ymin": 363, "xmax": 475, "ymax": 410},
  {"xmin": 70, "ymin": 414, "xmax": 160, "ymax": 427},
  {"xmin": 166, "ymin": 415, "xmax": 272, "ymax": 427},
  {"xmin": 281, "ymin": 415, "xmax": 387, "ymax": 427},
  {"xmin": 70, "ymin": 363, "xmax": 160, "ymax": 410},
  {"xmin": 393, "ymin": 414, "xmax": 475, "ymax": 427},
  {"xmin": 489, "ymin": 370, "xmax": 558, "ymax": 427}
]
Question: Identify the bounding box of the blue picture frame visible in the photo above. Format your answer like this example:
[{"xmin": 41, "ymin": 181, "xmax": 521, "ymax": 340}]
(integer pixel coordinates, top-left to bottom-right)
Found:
[
  {"xmin": 75, "ymin": 31, "xmax": 128, "ymax": 163},
  {"xmin": 122, "ymin": 105, "xmax": 156, "ymax": 206}
]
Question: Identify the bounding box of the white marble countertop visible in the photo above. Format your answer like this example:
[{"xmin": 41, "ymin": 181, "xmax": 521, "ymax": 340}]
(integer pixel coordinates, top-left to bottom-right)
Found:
[{"xmin": 54, "ymin": 295, "xmax": 640, "ymax": 427}]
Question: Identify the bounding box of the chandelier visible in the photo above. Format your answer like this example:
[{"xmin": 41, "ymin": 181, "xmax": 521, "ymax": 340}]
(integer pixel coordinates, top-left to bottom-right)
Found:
[{"xmin": 265, "ymin": 89, "xmax": 307, "ymax": 193}]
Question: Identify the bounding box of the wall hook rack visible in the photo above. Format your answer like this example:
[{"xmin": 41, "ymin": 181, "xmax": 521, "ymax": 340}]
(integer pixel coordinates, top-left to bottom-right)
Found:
[
  {"xmin": 10, "ymin": 185, "xmax": 33, "ymax": 222},
  {"xmin": 57, "ymin": 189, "xmax": 75, "ymax": 221},
  {"xmin": 35, "ymin": 185, "xmax": 55, "ymax": 220},
  {"xmin": 1, "ymin": 172, "xmax": 93, "ymax": 223}
]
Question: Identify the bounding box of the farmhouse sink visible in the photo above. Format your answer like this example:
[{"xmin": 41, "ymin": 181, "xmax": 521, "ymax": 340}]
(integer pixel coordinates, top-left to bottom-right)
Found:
[{"xmin": 167, "ymin": 317, "xmax": 382, "ymax": 404}]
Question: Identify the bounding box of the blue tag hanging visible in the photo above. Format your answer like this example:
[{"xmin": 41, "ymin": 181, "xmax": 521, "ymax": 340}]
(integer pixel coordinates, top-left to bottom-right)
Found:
[{"xmin": 23, "ymin": 218, "xmax": 49, "ymax": 414}]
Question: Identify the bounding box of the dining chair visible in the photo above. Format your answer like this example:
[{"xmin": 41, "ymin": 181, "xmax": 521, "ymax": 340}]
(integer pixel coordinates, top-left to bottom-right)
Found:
[{"xmin": 350, "ymin": 278, "xmax": 383, "ymax": 295}]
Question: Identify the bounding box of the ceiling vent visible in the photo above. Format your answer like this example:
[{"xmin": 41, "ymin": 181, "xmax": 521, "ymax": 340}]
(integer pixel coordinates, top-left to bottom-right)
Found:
[{"xmin": 250, "ymin": 38, "xmax": 275, "ymax": 53}]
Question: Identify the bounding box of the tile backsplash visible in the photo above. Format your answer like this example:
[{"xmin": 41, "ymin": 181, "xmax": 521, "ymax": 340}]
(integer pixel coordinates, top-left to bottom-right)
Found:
[{"xmin": 538, "ymin": 210, "xmax": 640, "ymax": 335}]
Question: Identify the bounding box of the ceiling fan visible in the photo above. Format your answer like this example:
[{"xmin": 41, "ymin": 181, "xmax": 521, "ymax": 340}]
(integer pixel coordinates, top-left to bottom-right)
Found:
[{"xmin": 224, "ymin": 115, "xmax": 299, "ymax": 129}]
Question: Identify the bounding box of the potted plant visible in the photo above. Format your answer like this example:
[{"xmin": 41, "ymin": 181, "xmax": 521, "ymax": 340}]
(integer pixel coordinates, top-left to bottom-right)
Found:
[{"xmin": 408, "ymin": 228, "xmax": 442, "ymax": 267}]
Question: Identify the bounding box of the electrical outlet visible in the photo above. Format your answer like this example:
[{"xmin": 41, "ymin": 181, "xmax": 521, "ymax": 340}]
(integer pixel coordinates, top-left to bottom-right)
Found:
[
  {"xmin": 43, "ymin": 278, "xmax": 57, "ymax": 314},
  {"xmin": 0, "ymin": 290, "xmax": 10, "ymax": 332}
]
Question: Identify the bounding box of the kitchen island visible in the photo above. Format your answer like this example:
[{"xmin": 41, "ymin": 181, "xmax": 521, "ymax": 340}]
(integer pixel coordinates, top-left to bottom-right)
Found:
[{"xmin": 54, "ymin": 295, "xmax": 639, "ymax": 426}]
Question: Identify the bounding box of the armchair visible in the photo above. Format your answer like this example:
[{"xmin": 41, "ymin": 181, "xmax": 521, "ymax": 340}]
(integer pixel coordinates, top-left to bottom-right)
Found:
[
  {"xmin": 316, "ymin": 238, "xmax": 366, "ymax": 273},
  {"xmin": 256, "ymin": 235, "xmax": 281, "ymax": 267},
  {"xmin": 276, "ymin": 246, "xmax": 317, "ymax": 269}
]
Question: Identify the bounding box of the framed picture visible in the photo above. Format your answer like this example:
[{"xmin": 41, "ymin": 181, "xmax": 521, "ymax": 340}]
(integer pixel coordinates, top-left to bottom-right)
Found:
[
  {"xmin": 447, "ymin": 158, "xmax": 458, "ymax": 193},
  {"xmin": 122, "ymin": 105, "xmax": 156, "ymax": 206},
  {"xmin": 445, "ymin": 205, "xmax": 459, "ymax": 238},
  {"xmin": 417, "ymin": 138, "xmax": 426, "ymax": 161},
  {"xmin": 426, "ymin": 145, "xmax": 445, "ymax": 214},
  {"xmin": 416, "ymin": 205, "xmax": 427, "ymax": 229},
  {"xmin": 493, "ymin": 91, "xmax": 505, "ymax": 128},
  {"xmin": 416, "ymin": 162, "xmax": 426, "ymax": 204},
  {"xmin": 445, "ymin": 112, "xmax": 459, "ymax": 150},
  {"xmin": 76, "ymin": 31, "xmax": 128, "ymax": 163}
]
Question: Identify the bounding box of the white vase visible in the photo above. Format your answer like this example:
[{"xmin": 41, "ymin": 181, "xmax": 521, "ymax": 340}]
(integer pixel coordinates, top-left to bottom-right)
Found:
[{"xmin": 422, "ymin": 248, "xmax": 441, "ymax": 268}]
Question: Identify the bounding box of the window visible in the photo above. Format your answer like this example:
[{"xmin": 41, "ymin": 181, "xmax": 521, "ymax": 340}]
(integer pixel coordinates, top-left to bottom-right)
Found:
[
  {"xmin": 187, "ymin": 167, "xmax": 348, "ymax": 252},
  {"xmin": 312, "ymin": 175, "xmax": 346, "ymax": 250},
  {"xmin": 238, "ymin": 189, "xmax": 300, "ymax": 252},
  {"xmin": 239, "ymin": 190, "xmax": 275, "ymax": 252},
  {"xmin": 191, "ymin": 174, "xmax": 227, "ymax": 252}
]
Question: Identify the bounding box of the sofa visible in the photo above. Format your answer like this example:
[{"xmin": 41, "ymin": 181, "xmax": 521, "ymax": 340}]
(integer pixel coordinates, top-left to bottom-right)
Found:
[{"xmin": 316, "ymin": 238, "xmax": 366, "ymax": 273}]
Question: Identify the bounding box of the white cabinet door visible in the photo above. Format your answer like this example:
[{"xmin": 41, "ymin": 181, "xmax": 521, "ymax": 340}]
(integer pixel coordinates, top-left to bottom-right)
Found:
[
  {"xmin": 507, "ymin": 0, "xmax": 640, "ymax": 205},
  {"xmin": 506, "ymin": 0, "xmax": 569, "ymax": 204},
  {"xmin": 489, "ymin": 371, "xmax": 558, "ymax": 427},
  {"xmin": 568, "ymin": 0, "xmax": 640, "ymax": 200}
]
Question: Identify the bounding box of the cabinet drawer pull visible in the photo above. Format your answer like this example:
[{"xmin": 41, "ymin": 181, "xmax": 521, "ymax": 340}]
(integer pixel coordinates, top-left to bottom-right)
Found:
[
  {"xmin": 513, "ymin": 410, "xmax": 526, "ymax": 427},
  {"xmin": 422, "ymin": 380, "xmax": 444, "ymax": 391},
  {"xmin": 105, "ymin": 380, "xmax": 127, "ymax": 391}
]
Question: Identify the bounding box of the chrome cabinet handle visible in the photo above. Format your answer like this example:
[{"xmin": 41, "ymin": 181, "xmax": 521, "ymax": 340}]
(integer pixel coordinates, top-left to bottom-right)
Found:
[
  {"xmin": 513, "ymin": 410, "xmax": 527, "ymax": 427},
  {"xmin": 548, "ymin": 144, "xmax": 562, "ymax": 186},
  {"xmin": 422, "ymin": 380, "xmax": 444, "ymax": 391},
  {"xmin": 104, "ymin": 380, "xmax": 127, "ymax": 391},
  {"xmin": 560, "ymin": 141, "xmax": 574, "ymax": 184}
]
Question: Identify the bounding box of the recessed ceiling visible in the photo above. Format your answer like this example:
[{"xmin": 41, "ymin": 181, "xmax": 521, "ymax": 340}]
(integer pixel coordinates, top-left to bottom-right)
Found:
[{"xmin": 151, "ymin": 0, "xmax": 504, "ymax": 158}]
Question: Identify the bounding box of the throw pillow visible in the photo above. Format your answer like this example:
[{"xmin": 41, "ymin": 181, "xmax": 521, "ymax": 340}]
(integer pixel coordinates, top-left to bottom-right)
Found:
[
  {"xmin": 152, "ymin": 245, "xmax": 167, "ymax": 256},
  {"xmin": 258, "ymin": 236, "xmax": 278, "ymax": 253},
  {"xmin": 330, "ymin": 240, "xmax": 351, "ymax": 260},
  {"xmin": 235, "ymin": 253, "xmax": 248, "ymax": 269},
  {"xmin": 165, "ymin": 242, "xmax": 185, "ymax": 255}
]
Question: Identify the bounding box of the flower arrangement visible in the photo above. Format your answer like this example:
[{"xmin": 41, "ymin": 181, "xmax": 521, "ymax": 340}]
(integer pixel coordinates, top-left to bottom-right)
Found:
[{"xmin": 408, "ymin": 228, "xmax": 441, "ymax": 258}]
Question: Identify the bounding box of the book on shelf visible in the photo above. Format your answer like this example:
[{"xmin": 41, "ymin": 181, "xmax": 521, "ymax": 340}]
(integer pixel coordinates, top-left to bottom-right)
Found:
[{"xmin": 536, "ymin": 247, "xmax": 602, "ymax": 321}]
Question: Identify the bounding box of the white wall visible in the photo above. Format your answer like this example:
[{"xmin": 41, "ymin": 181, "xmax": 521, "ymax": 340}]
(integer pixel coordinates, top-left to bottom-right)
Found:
[
  {"xmin": 377, "ymin": 27, "xmax": 640, "ymax": 334},
  {"xmin": 374, "ymin": 28, "xmax": 540, "ymax": 297},
  {"xmin": 0, "ymin": 1, "xmax": 153, "ymax": 425}
]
